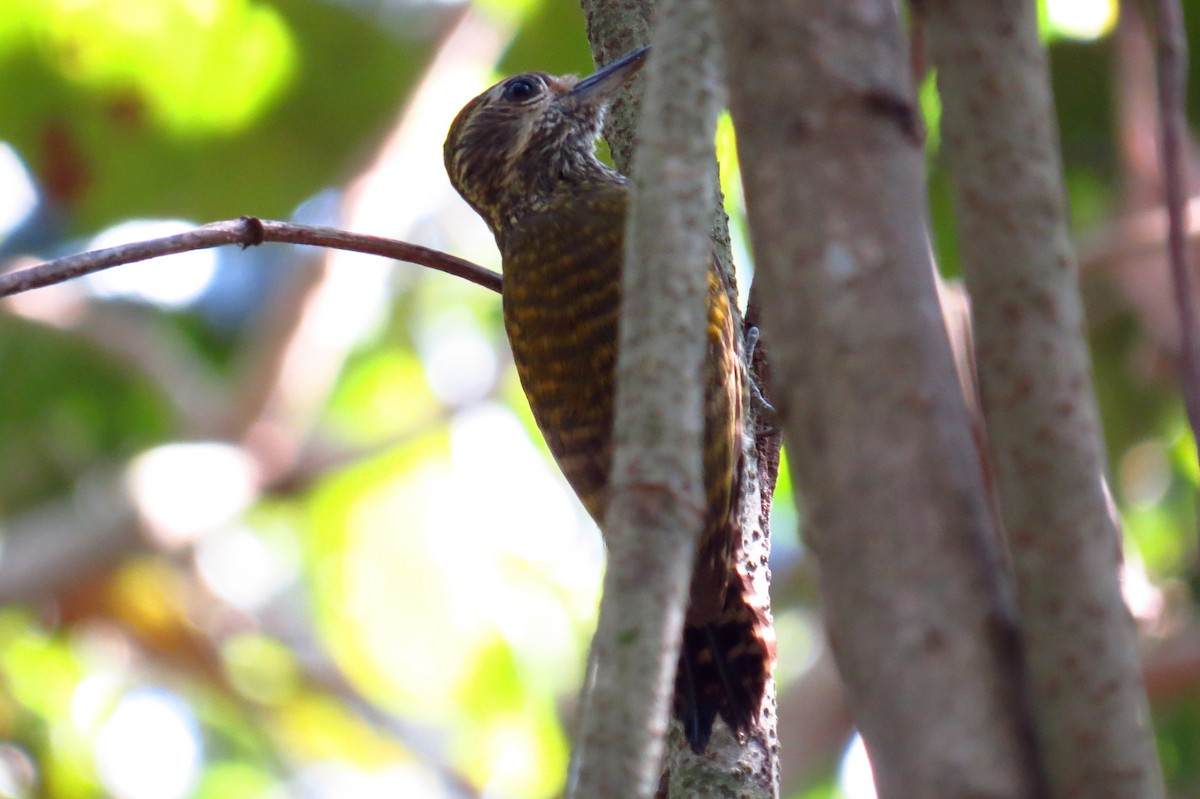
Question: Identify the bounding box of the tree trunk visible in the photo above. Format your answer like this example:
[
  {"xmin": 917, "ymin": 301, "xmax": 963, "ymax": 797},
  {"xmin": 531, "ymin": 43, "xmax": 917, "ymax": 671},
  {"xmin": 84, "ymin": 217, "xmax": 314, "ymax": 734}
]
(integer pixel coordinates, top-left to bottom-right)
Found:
[
  {"xmin": 568, "ymin": 1, "xmax": 730, "ymax": 797},
  {"xmin": 718, "ymin": 1, "xmax": 1046, "ymax": 795}
]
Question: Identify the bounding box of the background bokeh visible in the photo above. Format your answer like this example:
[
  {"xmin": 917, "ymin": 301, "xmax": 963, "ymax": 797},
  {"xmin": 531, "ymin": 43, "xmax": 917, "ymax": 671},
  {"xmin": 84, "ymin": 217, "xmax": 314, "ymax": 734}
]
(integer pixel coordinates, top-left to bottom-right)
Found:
[{"xmin": 0, "ymin": 0, "xmax": 1197, "ymax": 797}]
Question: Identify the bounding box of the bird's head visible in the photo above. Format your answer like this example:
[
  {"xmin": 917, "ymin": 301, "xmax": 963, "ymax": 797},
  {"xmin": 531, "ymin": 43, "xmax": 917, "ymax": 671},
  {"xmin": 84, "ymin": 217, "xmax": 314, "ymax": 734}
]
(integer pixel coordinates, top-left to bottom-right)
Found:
[{"xmin": 444, "ymin": 47, "xmax": 648, "ymax": 235}]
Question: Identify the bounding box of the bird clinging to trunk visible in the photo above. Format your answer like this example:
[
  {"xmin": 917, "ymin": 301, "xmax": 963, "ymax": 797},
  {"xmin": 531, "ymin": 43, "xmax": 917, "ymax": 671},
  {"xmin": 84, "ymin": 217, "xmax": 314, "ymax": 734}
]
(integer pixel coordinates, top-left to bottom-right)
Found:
[{"xmin": 444, "ymin": 47, "xmax": 773, "ymax": 753}]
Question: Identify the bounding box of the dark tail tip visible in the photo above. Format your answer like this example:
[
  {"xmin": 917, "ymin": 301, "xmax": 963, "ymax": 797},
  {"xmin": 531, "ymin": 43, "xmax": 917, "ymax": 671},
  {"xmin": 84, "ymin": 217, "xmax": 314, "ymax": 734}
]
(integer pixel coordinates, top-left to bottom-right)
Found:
[{"xmin": 673, "ymin": 596, "xmax": 774, "ymax": 753}]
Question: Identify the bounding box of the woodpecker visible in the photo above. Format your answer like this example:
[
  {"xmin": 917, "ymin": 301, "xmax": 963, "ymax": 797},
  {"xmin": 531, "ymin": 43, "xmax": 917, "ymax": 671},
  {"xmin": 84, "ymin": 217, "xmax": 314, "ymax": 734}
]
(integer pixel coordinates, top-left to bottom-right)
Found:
[{"xmin": 444, "ymin": 47, "xmax": 772, "ymax": 752}]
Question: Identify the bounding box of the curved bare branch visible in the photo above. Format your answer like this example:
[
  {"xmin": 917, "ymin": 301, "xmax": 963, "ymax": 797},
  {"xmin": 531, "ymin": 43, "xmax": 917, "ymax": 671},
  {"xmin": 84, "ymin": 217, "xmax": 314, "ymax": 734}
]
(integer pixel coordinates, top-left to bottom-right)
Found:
[{"xmin": 0, "ymin": 217, "xmax": 501, "ymax": 298}]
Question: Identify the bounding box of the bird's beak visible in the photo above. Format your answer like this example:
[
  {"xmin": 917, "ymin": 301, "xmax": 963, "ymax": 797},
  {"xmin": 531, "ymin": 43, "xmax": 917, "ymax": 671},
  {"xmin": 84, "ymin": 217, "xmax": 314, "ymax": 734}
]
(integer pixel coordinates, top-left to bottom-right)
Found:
[{"xmin": 568, "ymin": 46, "xmax": 649, "ymax": 104}]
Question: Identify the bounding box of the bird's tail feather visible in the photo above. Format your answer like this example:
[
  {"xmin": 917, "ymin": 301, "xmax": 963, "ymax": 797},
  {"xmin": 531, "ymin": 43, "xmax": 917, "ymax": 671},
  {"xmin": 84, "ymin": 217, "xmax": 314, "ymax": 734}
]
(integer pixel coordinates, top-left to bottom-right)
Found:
[{"xmin": 673, "ymin": 575, "xmax": 775, "ymax": 753}]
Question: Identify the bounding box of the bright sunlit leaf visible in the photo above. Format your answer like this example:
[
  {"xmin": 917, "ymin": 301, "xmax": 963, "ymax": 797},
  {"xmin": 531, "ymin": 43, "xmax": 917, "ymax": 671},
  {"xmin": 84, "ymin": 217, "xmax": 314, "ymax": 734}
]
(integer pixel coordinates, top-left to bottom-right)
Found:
[
  {"xmin": 1124, "ymin": 502, "xmax": 1192, "ymax": 576},
  {"xmin": 0, "ymin": 142, "xmax": 37, "ymax": 239},
  {"xmin": 1171, "ymin": 426, "xmax": 1199, "ymax": 487},
  {"xmin": 328, "ymin": 349, "xmax": 438, "ymax": 445},
  {"xmin": 453, "ymin": 638, "xmax": 569, "ymax": 798},
  {"xmin": 5, "ymin": 0, "xmax": 296, "ymax": 135},
  {"xmin": 95, "ymin": 688, "xmax": 202, "ymax": 799},
  {"xmin": 919, "ymin": 71, "xmax": 941, "ymax": 154},
  {"xmin": 1043, "ymin": 0, "xmax": 1118, "ymax": 41},
  {"xmin": 221, "ymin": 634, "xmax": 300, "ymax": 706},
  {"xmin": 839, "ymin": 735, "xmax": 878, "ymax": 799},
  {"xmin": 271, "ymin": 694, "xmax": 403, "ymax": 767},
  {"xmin": 0, "ymin": 613, "xmax": 82, "ymax": 721},
  {"xmin": 193, "ymin": 760, "xmax": 277, "ymax": 799},
  {"xmin": 715, "ymin": 111, "xmax": 742, "ymax": 217},
  {"xmin": 473, "ymin": 0, "xmax": 547, "ymax": 28},
  {"xmin": 196, "ymin": 523, "xmax": 299, "ymax": 613},
  {"xmin": 125, "ymin": 441, "xmax": 258, "ymax": 544},
  {"xmin": 71, "ymin": 673, "xmax": 123, "ymax": 734}
]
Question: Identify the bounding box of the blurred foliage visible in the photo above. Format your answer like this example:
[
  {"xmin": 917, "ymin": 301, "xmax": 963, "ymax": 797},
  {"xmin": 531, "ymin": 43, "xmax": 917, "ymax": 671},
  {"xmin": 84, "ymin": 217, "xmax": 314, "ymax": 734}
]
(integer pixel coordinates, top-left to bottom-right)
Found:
[
  {"xmin": 0, "ymin": 313, "xmax": 172, "ymax": 510},
  {"xmin": 0, "ymin": 1, "xmax": 1197, "ymax": 798},
  {"xmin": 0, "ymin": 0, "xmax": 442, "ymax": 233}
]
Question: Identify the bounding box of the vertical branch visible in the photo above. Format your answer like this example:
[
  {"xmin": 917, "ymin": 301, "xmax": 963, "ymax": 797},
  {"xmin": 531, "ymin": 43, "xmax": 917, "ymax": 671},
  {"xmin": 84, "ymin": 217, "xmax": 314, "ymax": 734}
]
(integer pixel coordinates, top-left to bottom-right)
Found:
[
  {"xmin": 1154, "ymin": 0, "xmax": 1200, "ymax": 447},
  {"xmin": 718, "ymin": 0, "xmax": 1045, "ymax": 795},
  {"xmin": 567, "ymin": 1, "xmax": 721, "ymax": 797},
  {"xmin": 577, "ymin": 1, "xmax": 652, "ymax": 173},
  {"xmin": 579, "ymin": 0, "xmax": 738, "ymax": 288},
  {"xmin": 921, "ymin": 0, "xmax": 1164, "ymax": 795},
  {"xmin": 579, "ymin": 3, "xmax": 781, "ymax": 796}
]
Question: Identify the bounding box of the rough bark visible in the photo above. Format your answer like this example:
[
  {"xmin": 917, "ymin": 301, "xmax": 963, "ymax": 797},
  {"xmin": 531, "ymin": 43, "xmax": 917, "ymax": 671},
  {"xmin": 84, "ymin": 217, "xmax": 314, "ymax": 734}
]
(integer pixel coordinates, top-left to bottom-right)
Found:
[
  {"xmin": 567, "ymin": 1, "xmax": 721, "ymax": 796},
  {"xmin": 577, "ymin": 0, "xmax": 653, "ymax": 174},
  {"xmin": 921, "ymin": 1, "xmax": 1165, "ymax": 796},
  {"xmin": 579, "ymin": 3, "xmax": 781, "ymax": 798},
  {"xmin": 577, "ymin": 0, "xmax": 736, "ymax": 279},
  {"xmin": 717, "ymin": 1, "xmax": 1045, "ymax": 796}
]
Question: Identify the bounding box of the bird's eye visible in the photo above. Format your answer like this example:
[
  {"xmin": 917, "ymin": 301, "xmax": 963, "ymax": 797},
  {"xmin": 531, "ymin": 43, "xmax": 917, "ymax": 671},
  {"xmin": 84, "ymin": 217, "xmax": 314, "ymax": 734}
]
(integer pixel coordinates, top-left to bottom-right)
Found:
[{"xmin": 502, "ymin": 77, "xmax": 540, "ymax": 103}]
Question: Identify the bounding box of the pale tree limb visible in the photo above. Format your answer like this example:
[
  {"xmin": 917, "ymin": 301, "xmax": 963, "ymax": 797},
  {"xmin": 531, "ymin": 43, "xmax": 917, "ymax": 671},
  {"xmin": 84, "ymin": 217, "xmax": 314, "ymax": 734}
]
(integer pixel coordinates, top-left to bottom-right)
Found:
[
  {"xmin": 0, "ymin": 470, "xmax": 143, "ymax": 604},
  {"xmin": 719, "ymin": 0, "xmax": 1046, "ymax": 795},
  {"xmin": 1115, "ymin": 5, "xmax": 1167, "ymax": 212},
  {"xmin": 567, "ymin": 2, "xmax": 721, "ymax": 797},
  {"xmin": 921, "ymin": 0, "xmax": 1164, "ymax": 795},
  {"xmin": 577, "ymin": 1, "xmax": 652, "ymax": 175},
  {"xmin": 0, "ymin": 218, "xmax": 501, "ymax": 298},
  {"xmin": 578, "ymin": 3, "xmax": 781, "ymax": 796},
  {"xmin": 1153, "ymin": 0, "xmax": 1200, "ymax": 452},
  {"xmin": 1091, "ymin": 6, "xmax": 1190, "ymax": 358}
]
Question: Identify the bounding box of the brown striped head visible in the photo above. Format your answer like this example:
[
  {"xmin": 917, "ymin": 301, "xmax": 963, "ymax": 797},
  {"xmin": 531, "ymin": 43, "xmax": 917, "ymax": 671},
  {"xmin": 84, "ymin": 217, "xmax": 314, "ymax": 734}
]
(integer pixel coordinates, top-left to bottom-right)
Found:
[{"xmin": 444, "ymin": 47, "xmax": 648, "ymax": 236}]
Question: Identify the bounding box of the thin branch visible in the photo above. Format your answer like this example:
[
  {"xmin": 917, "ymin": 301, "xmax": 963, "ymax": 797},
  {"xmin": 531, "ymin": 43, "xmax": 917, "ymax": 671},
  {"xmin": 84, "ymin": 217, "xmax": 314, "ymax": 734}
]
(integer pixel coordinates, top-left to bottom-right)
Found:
[
  {"xmin": 0, "ymin": 217, "xmax": 501, "ymax": 298},
  {"xmin": 1154, "ymin": 0, "xmax": 1200, "ymax": 445},
  {"xmin": 0, "ymin": 470, "xmax": 144, "ymax": 605}
]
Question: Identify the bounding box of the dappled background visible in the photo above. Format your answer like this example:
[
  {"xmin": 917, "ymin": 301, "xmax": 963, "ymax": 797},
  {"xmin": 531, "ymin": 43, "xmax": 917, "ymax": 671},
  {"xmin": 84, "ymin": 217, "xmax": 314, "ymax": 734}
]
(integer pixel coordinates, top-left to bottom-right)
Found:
[{"xmin": 0, "ymin": 0, "xmax": 1197, "ymax": 797}]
